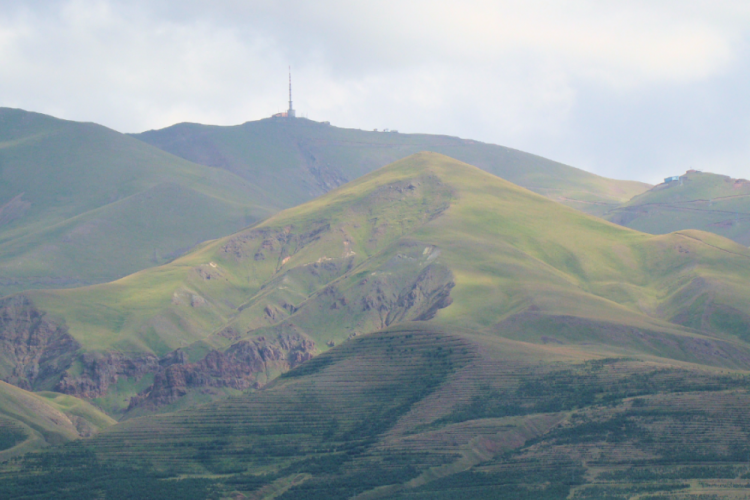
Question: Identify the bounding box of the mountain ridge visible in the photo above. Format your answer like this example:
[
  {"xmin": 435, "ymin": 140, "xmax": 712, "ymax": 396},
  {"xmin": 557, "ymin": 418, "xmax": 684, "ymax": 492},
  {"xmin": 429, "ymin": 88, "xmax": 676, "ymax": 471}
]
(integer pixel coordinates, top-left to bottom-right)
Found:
[
  {"xmin": 3, "ymin": 152, "xmax": 748, "ymax": 416},
  {"xmin": 4, "ymin": 152, "xmax": 750, "ymax": 498},
  {"xmin": 0, "ymin": 107, "xmax": 283, "ymax": 296},
  {"xmin": 0, "ymin": 107, "xmax": 652, "ymax": 298},
  {"xmin": 132, "ymin": 116, "xmax": 651, "ymax": 216}
]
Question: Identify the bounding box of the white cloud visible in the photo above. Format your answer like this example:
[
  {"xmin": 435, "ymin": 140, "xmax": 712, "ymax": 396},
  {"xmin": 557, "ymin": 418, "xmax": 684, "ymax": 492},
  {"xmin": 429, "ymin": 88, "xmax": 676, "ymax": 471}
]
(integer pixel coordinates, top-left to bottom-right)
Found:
[{"xmin": 0, "ymin": 0, "xmax": 749, "ymax": 182}]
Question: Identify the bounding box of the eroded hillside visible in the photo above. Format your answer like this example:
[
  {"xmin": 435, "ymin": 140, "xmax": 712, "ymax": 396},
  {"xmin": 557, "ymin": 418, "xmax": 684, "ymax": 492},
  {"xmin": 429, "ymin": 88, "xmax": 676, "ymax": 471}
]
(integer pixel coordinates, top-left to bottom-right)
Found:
[
  {"xmin": 3, "ymin": 153, "xmax": 749, "ymax": 414},
  {"xmin": 3, "ymin": 153, "xmax": 750, "ymax": 498}
]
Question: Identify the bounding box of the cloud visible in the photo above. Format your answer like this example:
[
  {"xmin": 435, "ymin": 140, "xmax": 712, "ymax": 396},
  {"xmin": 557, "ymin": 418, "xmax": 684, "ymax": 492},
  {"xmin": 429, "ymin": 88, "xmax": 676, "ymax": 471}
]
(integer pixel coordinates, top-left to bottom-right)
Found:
[{"xmin": 0, "ymin": 0, "xmax": 749, "ymax": 183}]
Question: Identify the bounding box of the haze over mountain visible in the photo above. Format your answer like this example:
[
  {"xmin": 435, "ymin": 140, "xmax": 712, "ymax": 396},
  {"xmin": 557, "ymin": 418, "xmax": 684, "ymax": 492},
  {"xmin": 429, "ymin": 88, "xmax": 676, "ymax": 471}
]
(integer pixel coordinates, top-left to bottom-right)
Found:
[
  {"xmin": 3, "ymin": 153, "xmax": 750, "ymax": 498},
  {"xmin": 3, "ymin": 2, "xmax": 750, "ymax": 184},
  {"xmin": 0, "ymin": 108, "xmax": 280, "ymax": 297}
]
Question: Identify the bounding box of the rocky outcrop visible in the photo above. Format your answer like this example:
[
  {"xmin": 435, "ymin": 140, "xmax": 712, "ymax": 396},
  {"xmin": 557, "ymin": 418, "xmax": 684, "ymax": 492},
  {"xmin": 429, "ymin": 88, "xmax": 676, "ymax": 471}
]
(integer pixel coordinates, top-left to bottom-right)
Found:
[
  {"xmin": 0, "ymin": 295, "xmax": 80, "ymax": 390},
  {"xmin": 0, "ymin": 296, "xmax": 160, "ymax": 398},
  {"xmin": 360, "ymin": 263, "xmax": 455, "ymax": 329},
  {"xmin": 388, "ymin": 264, "xmax": 455, "ymax": 324},
  {"xmin": 55, "ymin": 351, "xmax": 159, "ymax": 399},
  {"xmin": 221, "ymin": 224, "xmax": 330, "ymax": 262},
  {"xmin": 128, "ymin": 333, "xmax": 316, "ymax": 411}
]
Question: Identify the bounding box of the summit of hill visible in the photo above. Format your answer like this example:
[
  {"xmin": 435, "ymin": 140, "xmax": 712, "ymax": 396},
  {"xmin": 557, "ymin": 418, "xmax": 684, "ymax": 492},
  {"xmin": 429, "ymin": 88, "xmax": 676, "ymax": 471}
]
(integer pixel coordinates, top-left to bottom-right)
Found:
[{"xmin": 133, "ymin": 116, "xmax": 651, "ymax": 216}]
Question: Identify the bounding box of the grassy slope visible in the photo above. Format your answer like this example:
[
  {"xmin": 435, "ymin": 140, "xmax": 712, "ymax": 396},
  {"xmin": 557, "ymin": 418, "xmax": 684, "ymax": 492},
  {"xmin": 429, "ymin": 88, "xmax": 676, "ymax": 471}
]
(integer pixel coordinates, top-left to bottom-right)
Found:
[
  {"xmin": 25, "ymin": 153, "xmax": 750, "ymax": 359},
  {"xmin": 5, "ymin": 153, "xmax": 750, "ymax": 498},
  {"xmin": 607, "ymin": 170, "xmax": 750, "ymax": 245},
  {"xmin": 0, "ymin": 381, "xmax": 114, "ymax": 461},
  {"xmin": 0, "ymin": 108, "xmax": 650, "ymax": 300},
  {"xmin": 133, "ymin": 117, "xmax": 650, "ymax": 216},
  {"xmin": 0, "ymin": 108, "xmax": 280, "ymax": 297},
  {"xmin": 17, "ymin": 328, "xmax": 750, "ymax": 499}
]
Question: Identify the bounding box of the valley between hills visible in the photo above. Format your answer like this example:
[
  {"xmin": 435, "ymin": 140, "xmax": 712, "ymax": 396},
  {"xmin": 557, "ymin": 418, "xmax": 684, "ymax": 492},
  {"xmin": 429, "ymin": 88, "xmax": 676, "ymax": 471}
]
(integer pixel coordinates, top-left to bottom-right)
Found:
[{"xmin": 1, "ymin": 111, "xmax": 750, "ymax": 499}]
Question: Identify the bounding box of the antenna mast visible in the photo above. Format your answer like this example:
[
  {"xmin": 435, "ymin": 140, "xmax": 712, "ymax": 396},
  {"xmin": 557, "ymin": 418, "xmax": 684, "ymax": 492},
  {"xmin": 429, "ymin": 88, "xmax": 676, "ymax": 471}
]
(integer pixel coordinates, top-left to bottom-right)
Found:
[{"xmin": 287, "ymin": 67, "xmax": 296, "ymax": 118}]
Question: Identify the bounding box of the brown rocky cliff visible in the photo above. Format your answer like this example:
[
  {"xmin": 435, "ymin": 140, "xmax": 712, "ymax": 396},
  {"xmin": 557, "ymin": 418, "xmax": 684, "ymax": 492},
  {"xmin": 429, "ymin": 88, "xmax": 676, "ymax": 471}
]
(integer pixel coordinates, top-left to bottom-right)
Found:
[
  {"xmin": 55, "ymin": 351, "xmax": 159, "ymax": 399},
  {"xmin": 358, "ymin": 263, "xmax": 455, "ymax": 329},
  {"xmin": 0, "ymin": 295, "xmax": 159, "ymax": 399},
  {"xmin": 0, "ymin": 295, "xmax": 80, "ymax": 390},
  {"xmin": 0, "ymin": 296, "xmax": 316, "ymax": 408},
  {"xmin": 127, "ymin": 333, "xmax": 315, "ymax": 411}
]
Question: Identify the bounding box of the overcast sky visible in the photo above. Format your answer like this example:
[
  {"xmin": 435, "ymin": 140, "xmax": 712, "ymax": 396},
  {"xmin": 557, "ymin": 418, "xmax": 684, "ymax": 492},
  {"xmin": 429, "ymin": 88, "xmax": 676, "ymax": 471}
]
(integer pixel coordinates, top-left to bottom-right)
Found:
[{"xmin": 1, "ymin": 1, "xmax": 749, "ymax": 184}]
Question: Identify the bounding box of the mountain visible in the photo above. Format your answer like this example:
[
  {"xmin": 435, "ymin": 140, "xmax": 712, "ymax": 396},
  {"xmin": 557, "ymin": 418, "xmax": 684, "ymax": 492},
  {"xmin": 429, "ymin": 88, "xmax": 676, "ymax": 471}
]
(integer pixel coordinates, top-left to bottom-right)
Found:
[
  {"xmin": 0, "ymin": 108, "xmax": 281, "ymax": 297},
  {"xmin": 3, "ymin": 153, "xmax": 750, "ymax": 498},
  {"xmin": 607, "ymin": 169, "xmax": 750, "ymax": 245},
  {"xmin": 0, "ymin": 109, "xmax": 649, "ymax": 299},
  {"xmin": 133, "ymin": 117, "xmax": 650, "ymax": 217},
  {"xmin": 5, "ymin": 152, "xmax": 743, "ymax": 415}
]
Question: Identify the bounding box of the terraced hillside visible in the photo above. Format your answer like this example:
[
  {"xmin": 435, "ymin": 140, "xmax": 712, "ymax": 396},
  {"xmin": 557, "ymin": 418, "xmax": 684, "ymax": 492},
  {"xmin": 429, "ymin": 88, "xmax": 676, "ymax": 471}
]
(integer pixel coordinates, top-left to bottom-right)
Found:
[
  {"xmin": 0, "ymin": 108, "xmax": 280, "ymax": 297},
  {"xmin": 6, "ymin": 329, "xmax": 750, "ymax": 499},
  {"xmin": 607, "ymin": 170, "xmax": 750, "ymax": 245},
  {"xmin": 134, "ymin": 117, "xmax": 650, "ymax": 217},
  {"xmin": 3, "ymin": 153, "xmax": 750, "ymax": 498}
]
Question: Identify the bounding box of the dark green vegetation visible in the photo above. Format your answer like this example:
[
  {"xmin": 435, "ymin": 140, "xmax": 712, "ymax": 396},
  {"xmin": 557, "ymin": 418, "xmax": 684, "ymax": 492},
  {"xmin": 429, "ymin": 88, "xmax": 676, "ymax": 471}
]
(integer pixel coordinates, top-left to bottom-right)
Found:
[
  {"xmin": 2, "ymin": 153, "xmax": 750, "ymax": 497},
  {"xmin": 6, "ymin": 334, "xmax": 750, "ymax": 499},
  {"xmin": 0, "ymin": 448, "xmax": 216, "ymax": 500},
  {"xmin": 607, "ymin": 170, "xmax": 750, "ymax": 245},
  {"xmin": 0, "ymin": 108, "xmax": 281, "ymax": 297}
]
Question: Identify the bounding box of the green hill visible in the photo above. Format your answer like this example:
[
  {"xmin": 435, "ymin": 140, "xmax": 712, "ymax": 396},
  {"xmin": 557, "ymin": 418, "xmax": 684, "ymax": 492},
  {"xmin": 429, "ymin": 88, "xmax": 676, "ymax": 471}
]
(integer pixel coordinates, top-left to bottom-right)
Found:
[
  {"xmin": 133, "ymin": 117, "xmax": 650, "ymax": 217},
  {"xmin": 4, "ymin": 152, "xmax": 748, "ymax": 406},
  {"xmin": 0, "ymin": 109, "xmax": 649, "ymax": 299},
  {"xmin": 607, "ymin": 170, "xmax": 750, "ymax": 245},
  {"xmin": 0, "ymin": 380, "xmax": 114, "ymax": 462},
  {"xmin": 2, "ymin": 153, "xmax": 750, "ymax": 498},
  {"xmin": 0, "ymin": 108, "xmax": 281, "ymax": 297}
]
